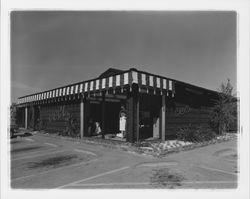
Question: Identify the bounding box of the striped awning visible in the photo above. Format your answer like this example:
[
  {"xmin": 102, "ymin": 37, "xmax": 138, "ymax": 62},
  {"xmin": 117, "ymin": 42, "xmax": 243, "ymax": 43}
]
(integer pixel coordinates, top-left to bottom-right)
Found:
[{"xmin": 17, "ymin": 68, "xmax": 175, "ymax": 105}]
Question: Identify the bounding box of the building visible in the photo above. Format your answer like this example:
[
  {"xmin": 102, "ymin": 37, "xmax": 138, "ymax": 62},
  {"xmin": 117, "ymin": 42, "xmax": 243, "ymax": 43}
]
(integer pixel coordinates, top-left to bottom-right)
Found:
[{"xmin": 15, "ymin": 68, "xmax": 219, "ymax": 143}]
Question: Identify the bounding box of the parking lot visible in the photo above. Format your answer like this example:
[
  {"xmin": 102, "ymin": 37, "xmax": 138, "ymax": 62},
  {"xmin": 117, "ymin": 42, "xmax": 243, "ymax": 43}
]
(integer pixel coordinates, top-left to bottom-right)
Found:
[{"xmin": 11, "ymin": 133, "xmax": 238, "ymax": 189}]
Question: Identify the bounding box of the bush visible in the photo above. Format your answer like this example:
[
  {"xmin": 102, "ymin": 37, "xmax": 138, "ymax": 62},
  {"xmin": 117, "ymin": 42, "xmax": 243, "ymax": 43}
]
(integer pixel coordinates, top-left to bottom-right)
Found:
[{"xmin": 176, "ymin": 124, "xmax": 216, "ymax": 143}]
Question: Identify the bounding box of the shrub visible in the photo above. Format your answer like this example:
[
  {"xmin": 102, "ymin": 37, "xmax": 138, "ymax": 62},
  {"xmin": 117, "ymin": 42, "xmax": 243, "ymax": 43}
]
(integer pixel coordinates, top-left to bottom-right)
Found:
[
  {"xmin": 62, "ymin": 116, "xmax": 80, "ymax": 137},
  {"xmin": 36, "ymin": 119, "xmax": 46, "ymax": 130},
  {"xmin": 176, "ymin": 124, "xmax": 216, "ymax": 143}
]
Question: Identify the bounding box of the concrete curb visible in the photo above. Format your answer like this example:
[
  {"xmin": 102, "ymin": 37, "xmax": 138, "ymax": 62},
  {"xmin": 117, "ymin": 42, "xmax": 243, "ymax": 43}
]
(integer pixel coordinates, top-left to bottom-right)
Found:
[
  {"xmin": 36, "ymin": 132, "xmax": 135, "ymax": 150},
  {"xmin": 31, "ymin": 131, "xmax": 237, "ymax": 158}
]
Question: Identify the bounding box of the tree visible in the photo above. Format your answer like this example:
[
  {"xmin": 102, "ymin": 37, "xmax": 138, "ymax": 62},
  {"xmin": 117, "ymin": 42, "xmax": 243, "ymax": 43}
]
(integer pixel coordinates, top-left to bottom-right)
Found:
[
  {"xmin": 10, "ymin": 103, "xmax": 17, "ymax": 125},
  {"xmin": 210, "ymin": 79, "xmax": 237, "ymax": 135}
]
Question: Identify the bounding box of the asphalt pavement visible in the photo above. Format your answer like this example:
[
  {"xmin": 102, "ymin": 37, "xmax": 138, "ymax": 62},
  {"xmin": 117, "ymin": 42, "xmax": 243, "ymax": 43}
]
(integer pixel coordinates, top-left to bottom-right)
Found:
[{"xmin": 10, "ymin": 133, "xmax": 238, "ymax": 189}]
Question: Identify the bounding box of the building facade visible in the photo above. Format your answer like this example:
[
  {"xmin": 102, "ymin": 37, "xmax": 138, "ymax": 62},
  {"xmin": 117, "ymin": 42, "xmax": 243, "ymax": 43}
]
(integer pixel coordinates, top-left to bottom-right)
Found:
[{"xmin": 16, "ymin": 68, "xmax": 218, "ymax": 143}]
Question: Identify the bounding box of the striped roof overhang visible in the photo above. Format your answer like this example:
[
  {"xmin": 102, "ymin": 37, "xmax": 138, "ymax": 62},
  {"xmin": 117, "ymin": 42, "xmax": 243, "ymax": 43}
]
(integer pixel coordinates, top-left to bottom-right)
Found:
[{"xmin": 17, "ymin": 69, "xmax": 175, "ymax": 106}]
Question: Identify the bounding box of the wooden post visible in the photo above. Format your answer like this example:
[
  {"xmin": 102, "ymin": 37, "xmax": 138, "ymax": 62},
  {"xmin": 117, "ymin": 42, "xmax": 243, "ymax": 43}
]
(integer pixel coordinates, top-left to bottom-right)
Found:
[
  {"xmin": 161, "ymin": 93, "xmax": 166, "ymax": 141},
  {"xmin": 101, "ymin": 92, "xmax": 105, "ymax": 139},
  {"xmin": 126, "ymin": 92, "xmax": 133, "ymax": 143},
  {"xmin": 25, "ymin": 106, "xmax": 28, "ymax": 129},
  {"xmin": 80, "ymin": 96, "xmax": 85, "ymax": 139},
  {"xmin": 31, "ymin": 105, "xmax": 35, "ymax": 129},
  {"xmin": 126, "ymin": 85, "xmax": 139, "ymax": 143},
  {"xmin": 136, "ymin": 94, "xmax": 139, "ymax": 142}
]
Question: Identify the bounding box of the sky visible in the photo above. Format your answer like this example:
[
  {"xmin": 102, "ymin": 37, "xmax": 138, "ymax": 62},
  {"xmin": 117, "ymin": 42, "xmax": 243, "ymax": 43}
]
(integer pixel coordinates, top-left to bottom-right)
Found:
[{"xmin": 11, "ymin": 11, "xmax": 237, "ymax": 103}]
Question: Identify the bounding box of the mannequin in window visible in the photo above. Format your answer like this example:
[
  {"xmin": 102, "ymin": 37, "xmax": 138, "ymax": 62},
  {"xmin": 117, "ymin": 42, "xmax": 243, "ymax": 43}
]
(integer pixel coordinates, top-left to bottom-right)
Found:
[{"xmin": 119, "ymin": 106, "xmax": 126, "ymax": 138}]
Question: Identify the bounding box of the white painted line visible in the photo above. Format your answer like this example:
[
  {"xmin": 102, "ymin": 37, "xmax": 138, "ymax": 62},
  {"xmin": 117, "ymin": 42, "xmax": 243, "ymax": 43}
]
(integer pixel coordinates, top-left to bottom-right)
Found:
[
  {"xmin": 69, "ymin": 182, "xmax": 150, "ymax": 187},
  {"xmin": 182, "ymin": 181, "xmax": 237, "ymax": 184},
  {"xmin": 74, "ymin": 149, "xmax": 97, "ymax": 156},
  {"xmin": 137, "ymin": 162, "xmax": 178, "ymax": 168},
  {"xmin": 56, "ymin": 166, "xmax": 130, "ymax": 189},
  {"xmin": 12, "ymin": 159, "xmax": 98, "ymax": 182},
  {"xmin": 44, "ymin": 142, "xmax": 58, "ymax": 147},
  {"xmin": 12, "ymin": 150, "xmax": 66, "ymax": 161},
  {"xmin": 196, "ymin": 165, "xmax": 238, "ymax": 176},
  {"xmin": 25, "ymin": 138, "xmax": 34, "ymax": 142},
  {"xmin": 11, "ymin": 174, "xmax": 35, "ymax": 181},
  {"xmin": 68, "ymin": 181, "xmax": 237, "ymax": 187}
]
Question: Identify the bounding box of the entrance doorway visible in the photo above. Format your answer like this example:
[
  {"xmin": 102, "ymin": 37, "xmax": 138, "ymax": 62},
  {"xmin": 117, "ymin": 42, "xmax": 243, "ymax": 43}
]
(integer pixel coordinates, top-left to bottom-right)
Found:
[
  {"xmin": 139, "ymin": 94, "xmax": 161, "ymax": 140},
  {"xmin": 104, "ymin": 101, "xmax": 120, "ymax": 134},
  {"xmin": 85, "ymin": 99, "xmax": 125, "ymax": 138}
]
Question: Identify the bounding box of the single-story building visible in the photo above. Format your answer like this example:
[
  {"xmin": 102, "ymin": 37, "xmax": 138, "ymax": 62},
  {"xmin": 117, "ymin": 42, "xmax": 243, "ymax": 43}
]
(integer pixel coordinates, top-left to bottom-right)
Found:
[{"xmin": 15, "ymin": 68, "xmax": 219, "ymax": 143}]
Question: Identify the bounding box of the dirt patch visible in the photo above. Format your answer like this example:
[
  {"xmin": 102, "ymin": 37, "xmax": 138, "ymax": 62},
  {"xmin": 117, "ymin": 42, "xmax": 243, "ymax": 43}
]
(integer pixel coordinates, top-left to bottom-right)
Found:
[
  {"xmin": 11, "ymin": 146, "xmax": 42, "ymax": 153},
  {"xmin": 150, "ymin": 168, "xmax": 185, "ymax": 188},
  {"xmin": 26, "ymin": 154, "xmax": 86, "ymax": 169}
]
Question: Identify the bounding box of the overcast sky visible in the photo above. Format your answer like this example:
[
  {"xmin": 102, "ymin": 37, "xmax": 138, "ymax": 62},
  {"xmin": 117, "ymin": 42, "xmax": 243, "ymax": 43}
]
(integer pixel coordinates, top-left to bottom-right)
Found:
[{"xmin": 11, "ymin": 11, "xmax": 236, "ymax": 102}]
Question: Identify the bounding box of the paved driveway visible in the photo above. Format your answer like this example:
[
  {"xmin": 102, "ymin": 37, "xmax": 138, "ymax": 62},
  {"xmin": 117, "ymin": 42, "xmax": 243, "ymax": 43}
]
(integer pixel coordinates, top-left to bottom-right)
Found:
[{"xmin": 11, "ymin": 134, "xmax": 238, "ymax": 189}]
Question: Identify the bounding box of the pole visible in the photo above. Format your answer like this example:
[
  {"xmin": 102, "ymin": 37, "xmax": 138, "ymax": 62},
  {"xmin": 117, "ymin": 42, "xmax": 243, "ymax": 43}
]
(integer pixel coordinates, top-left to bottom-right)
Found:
[
  {"xmin": 80, "ymin": 96, "xmax": 84, "ymax": 139},
  {"xmin": 101, "ymin": 92, "xmax": 105, "ymax": 139},
  {"xmin": 161, "ymin": 93, "xmax": 166, "ymax": 141},
  {"xmin": 25, "ymin": 106, "xmax": 28, "ymax": 129}
]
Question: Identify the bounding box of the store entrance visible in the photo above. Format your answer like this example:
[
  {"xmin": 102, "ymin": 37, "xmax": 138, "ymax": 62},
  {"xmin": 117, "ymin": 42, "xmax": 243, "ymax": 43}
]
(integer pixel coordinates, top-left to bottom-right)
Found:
[
  {"xmin": 86, "ymin": 99, "xmax": 125, "ymax": 138},
  {"xmin": 85, "ymin": 101, "xmax": 102, "ymax": 136},
  {"xmin": 104, "ymin": 101, "xmax": 120, "ymax": 135},
  {"xmin": 139, "ymin": 94, "xmax": 161, "ymax": 140}
]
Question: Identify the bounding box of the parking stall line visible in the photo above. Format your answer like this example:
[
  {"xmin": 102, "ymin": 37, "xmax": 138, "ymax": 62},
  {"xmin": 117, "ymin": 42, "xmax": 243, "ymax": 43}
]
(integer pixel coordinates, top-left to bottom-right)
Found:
[
  {"xmin": 195, "ymin": 165, "xmax": 238, "ymax": 176},
  {"xmin": 12, "ymin": 158, "xmax": 98, "ymax": 182},
  {"xmin": 24, "ymin": 138, "xmax": 35, "ymax": 142},
  {"xmin": 74, "ymin": 149, "xmax": 97, "ymax": 156},
  {"xmin": 11, "ymin": 174, "xmax": 36, "ymax": 181},
  {"xmin": 182, "ymin": 180, "xmax": 237, "ymax": 184},
  {"xmin": 56, "ymin": 166, "xmax": 130, "ymax": 189},
  {"xmin": 12, "ymin": 150, "xmax": 66, "ymax": 161},
  {"xmin": 67, "ymin": 181, "xmax": 237, "ymax": 188},
  {"xmin": 136, "ymin": 162, "xmax": 178, "ymax": 168},
  {"xmin": 68, "ymin": 182, "xmax": 150, "ymax": 187},
  {"xmin": 44, "ymin": 142, "xmax": 58, "ymax": 147}
]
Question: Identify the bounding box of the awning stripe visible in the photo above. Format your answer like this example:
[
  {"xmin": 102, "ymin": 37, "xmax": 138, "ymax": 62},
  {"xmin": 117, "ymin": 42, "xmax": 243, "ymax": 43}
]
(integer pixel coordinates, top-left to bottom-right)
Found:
[
  {"xmin": 95, "ymin": 79, "xmax": 99, "ymax": 90},
  {"xmin": 149, "ymin": 75, "xmax": 153, "ymax": 87},
  {"xmin": 132, "ymin": 71, "xmax": 138, "ymax": 84},
  {"xmin": 124, "ymin": 73, "xmax": 129, "ymax": 85},
  {"xmin": 169, "ymin": 80, "xmax": 172, "ymax": 91},
  {"xmin": 116, "ymin": 75, "xmax": 120, "ymax": 86},
  {"xmin": 109, "ymin": 76, "xmax": 113, "ymax": 88}
]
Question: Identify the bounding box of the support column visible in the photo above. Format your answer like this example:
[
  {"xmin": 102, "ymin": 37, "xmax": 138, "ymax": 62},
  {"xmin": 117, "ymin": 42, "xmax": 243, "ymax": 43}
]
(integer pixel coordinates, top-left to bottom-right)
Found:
[
  {"xmin": 161, "ymin": 93, "xmax": 166, "ymax": 141},
  {"xmin": 80, "ymin": 96, "xmax": 85, "ymax": 139},
  {"xmin": 101, "ymin": 92, "xmax": 105, "ymax": 139},
  {"xmin": 136, "ymin": 94, "xmax": 139, "ymax": 142},
  {"xmin": 25, "ymin": 106, "xmax": 28, "ymax": 129},
  {"xmin": 30, "ymin": 105, "xmax": 35, "ymax": 129},
  {"xmin": 126, "ymin": 85, "xmax": 139, "ymax": 143}
]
